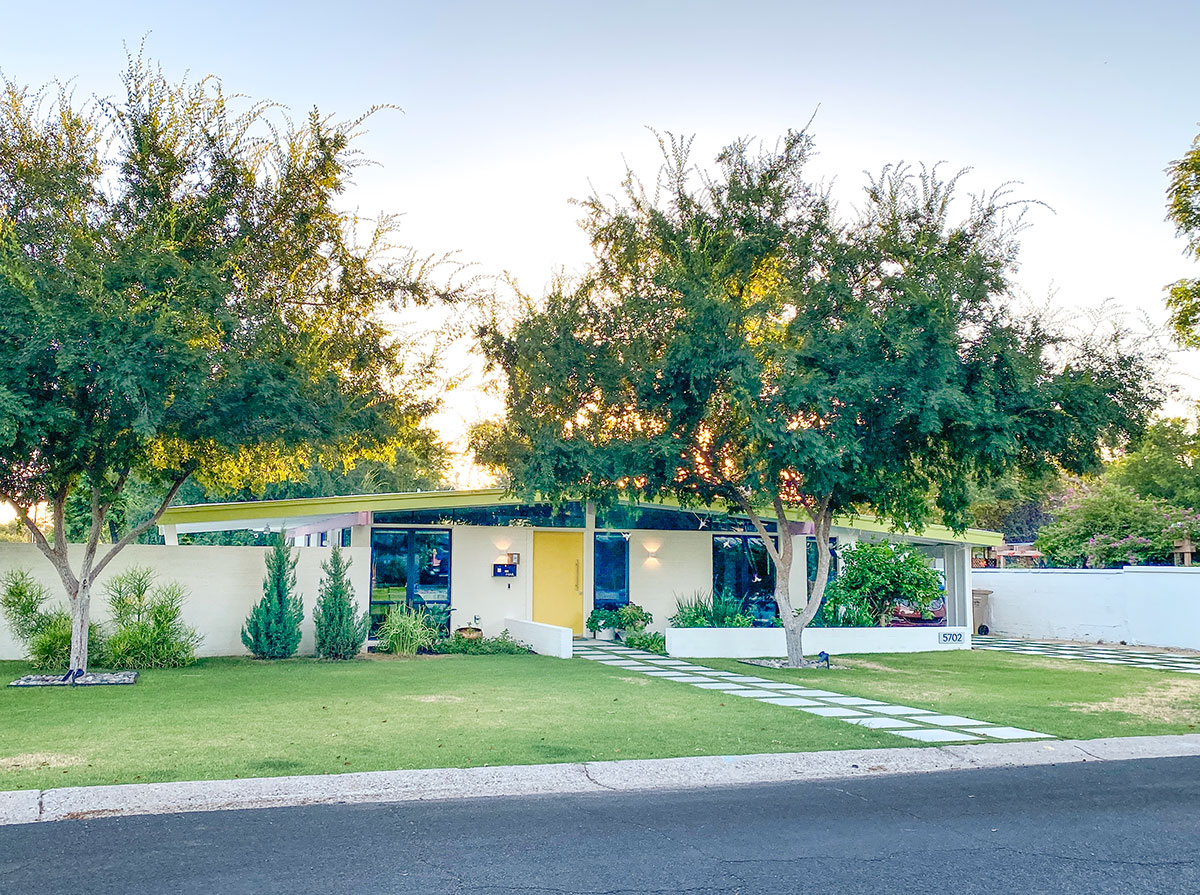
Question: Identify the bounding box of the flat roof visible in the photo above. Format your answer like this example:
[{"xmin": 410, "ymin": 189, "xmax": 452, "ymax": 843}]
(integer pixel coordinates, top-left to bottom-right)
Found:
[{"xmin": 159, "ymin": 488, "xmax": 1004, "ymax": 546}]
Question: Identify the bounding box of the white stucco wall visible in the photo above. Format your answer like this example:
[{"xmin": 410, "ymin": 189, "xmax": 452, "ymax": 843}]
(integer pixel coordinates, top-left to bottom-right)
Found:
[
  {"xmin": 445, "ymin": 526, "xmax": 534, "ymax": 637},
  {"xmin": 0, "ymin": 543, "xmax": 370, "ymax": 660},
  {"xmin": 972, "ymin": 568, "xmax": 1200, "ymax": 650},
  {"xmin": 666, "ymin": 625, "xmax": 972, "ymax": 657}
]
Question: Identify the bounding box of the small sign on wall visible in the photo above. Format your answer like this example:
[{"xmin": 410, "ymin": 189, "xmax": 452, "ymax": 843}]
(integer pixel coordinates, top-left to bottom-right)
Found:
[{"xmin": 493, "ymin": 563, "xmax": 517, "ymax": 578}]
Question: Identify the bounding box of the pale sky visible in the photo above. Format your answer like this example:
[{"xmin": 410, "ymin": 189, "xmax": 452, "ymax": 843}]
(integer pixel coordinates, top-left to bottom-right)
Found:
[{"xmin": 2, "ymin": 1, "xmax": 1198, "ymax": 486}]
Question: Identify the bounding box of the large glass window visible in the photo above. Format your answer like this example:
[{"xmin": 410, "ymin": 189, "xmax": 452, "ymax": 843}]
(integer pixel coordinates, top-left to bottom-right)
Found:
[
  {"xmin": 593, "ymin": 532, "xmax": 630, "ymax": 610},
  {"xmin": 370, "ymin": 529, "xmax": 451, "ymax": 635},
  {"xmin": 713, "ymin": 535, "xmax": 778, "ymax": 625},
  {"xmin": 373, "ymin": 502, "xmax": 584, "ymax": 527},
  {"xmin": 597, "ymin": 505, "xmax": 777, "ymax": 532},
  {"xmin": 806, "ymin": 537, "xmax": 839, "ymax": 592}
]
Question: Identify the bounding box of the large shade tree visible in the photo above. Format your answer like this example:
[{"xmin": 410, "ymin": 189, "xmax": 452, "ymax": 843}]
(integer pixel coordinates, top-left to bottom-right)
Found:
[
  {"xmin": 477, "ymin": 131, "xmax": 1162, "ymax": 665},
  {"xmin": 1165, "ymin": 125, "xmax": 1200, "ymax": 345},
  {"xmin": 0, "ymin": 58, "xmax": 457, "ymax": 677}
]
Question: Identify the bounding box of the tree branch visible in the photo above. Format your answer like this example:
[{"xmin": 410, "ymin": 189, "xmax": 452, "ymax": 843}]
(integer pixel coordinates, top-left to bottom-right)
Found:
[{"xmin": 91, "ymin": 471, "xmax": 192, "ymax": 580}]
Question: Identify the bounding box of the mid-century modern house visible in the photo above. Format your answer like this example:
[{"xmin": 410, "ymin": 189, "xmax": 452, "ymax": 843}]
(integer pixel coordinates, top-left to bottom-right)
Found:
[{"xmin": 156, "ymin": 489, "xmax": 1002, "ymax": 644}]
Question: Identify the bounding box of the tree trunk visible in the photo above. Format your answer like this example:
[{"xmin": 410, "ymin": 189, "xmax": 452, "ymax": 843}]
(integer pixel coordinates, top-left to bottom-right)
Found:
[{"xmin": 68, "ymin": 580, "xmax": 91, "ymax": 676}]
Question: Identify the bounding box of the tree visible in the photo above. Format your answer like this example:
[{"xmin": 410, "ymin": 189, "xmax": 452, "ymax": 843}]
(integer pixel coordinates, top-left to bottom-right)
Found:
[
  {"xmin": 313, "ymin": 544, "xmax": 368, "ymax": 660},
  {"xmin": 242, "ymin": 534, "xmax": 304, "ymax": 659},
  {"xmin": 1165, "ymin": 126, "xmax": 1200, "ymax": 346},
  {"xmin": 820, "ymin": 542, "xmax": 942, "ymax": 627},
  {"xmin": 1107, "ymin": 417, "xmax": 1200, "ymax": 511},
  {"xmin": 478, "ymin": 131, "xmax": 1162, "ymax": 666},
  {"xmin": 1036, "ymin": 481, "xmax": 1187, "ymax": 568},
  {"xmin": 0, "ymin": 57, "xmax": 458, "ymax": 677}
]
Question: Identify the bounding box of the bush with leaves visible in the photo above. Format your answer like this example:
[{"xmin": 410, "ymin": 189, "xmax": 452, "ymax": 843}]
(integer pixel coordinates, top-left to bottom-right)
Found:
[
  {"xmin": 2, "ymin": 570, "xmax": 108, "ymax": 670},
  {"xmin": 242, "ymin": 535, "xmax": 304, "ymax": 659},
  {"xmin": 668, "ymin": 590, "xmax": 754, "ymax": 628},
  {"xmin": 1036, "ymin": 481, "xmax": 1185, "ymax": 567},
  {"xmin": 819, "ymin": 542, "xmax": 941, "ymax": 627},
  {"xmin": 616, "ymin": 603, "xmax": 652, "ymax": 634},
  {"xmin": 104, "ymin": 567, "xmax": 200, "ymax": 669},
  {"xmin": 313, "ymin": 546, "xmax": 368, "ymax": 660},
  {"xmin": 586, "ymin": 607, "xmax": 621, "ymax": 635},
  {"xmin": 376, "ymin": 602, "xmax": 439, "ymax": 656},
  {"xmin": 622, "ymin": 630, "xmax": 667, "ymax": 654},
  {"xmin": 428, "ymin": 630, "xmax": 533, "ymax": 655}
]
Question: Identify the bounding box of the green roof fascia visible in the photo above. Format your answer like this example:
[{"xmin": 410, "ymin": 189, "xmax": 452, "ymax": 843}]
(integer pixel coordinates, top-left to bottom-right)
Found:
[
  {"xmin": 159, "ymin": 487, "xmax": 1003, "ymax": 547},
  {"xmin": 158, "ymin": 488, "xmax": 519, "ymax": 526}
]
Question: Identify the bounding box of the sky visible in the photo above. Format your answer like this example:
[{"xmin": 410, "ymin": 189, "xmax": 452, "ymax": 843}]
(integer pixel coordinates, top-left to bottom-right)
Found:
[{"xmin": 2, "ymin": 0, "xmax": 1197, "ymax": 486}]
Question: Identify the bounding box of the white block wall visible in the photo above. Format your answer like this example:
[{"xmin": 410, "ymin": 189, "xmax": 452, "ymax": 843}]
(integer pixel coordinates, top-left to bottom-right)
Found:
[
  {"xmin": 0, "ymin": 543, "xmax": 370, "ymax": 660},
  {"xmin": 972, "ymin": 568, "xmax": 1200, "ymax": 650}
]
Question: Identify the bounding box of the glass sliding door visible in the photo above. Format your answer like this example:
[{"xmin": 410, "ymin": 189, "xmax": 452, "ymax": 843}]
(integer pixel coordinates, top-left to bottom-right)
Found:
[
  {"xmin": 370, "ymin": 528, "xmax": 451, "ymax": 636},
  {"xmin": 712, "ymin": 534, "xmax": 778, "ymax": 625},
  {"xmin": 593, "ymin": 532, "xmax": 630, "ymax": 610}
]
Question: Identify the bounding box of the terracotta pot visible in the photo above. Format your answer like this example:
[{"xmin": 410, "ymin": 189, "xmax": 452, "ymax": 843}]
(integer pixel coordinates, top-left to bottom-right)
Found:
[{"xmin": 455, "ymin": 626, "xmax": 484, "ymax": 640}]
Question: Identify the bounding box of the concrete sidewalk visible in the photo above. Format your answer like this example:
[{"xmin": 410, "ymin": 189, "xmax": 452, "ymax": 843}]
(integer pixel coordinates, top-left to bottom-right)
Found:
[{"xmin": 3, "ymin": 733, "xmax": 1199, "ymax": 826}]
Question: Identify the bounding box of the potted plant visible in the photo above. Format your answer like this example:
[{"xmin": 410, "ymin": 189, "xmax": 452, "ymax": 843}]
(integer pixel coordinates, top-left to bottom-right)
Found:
[{"xmin": 586, "ymin": 608, "xmax": 621, "ymax": 640}]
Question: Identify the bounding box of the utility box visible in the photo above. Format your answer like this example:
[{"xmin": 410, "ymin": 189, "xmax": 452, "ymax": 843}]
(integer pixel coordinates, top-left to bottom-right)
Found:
[{"xmin": 972, "ymin": 588, "xmax": 993, "ymax": 635}]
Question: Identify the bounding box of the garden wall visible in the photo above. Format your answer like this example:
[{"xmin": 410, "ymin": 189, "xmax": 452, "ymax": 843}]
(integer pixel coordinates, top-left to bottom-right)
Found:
[
  {"xmin": 0, "ymin": 543, "xmax": 371, "ymax": 660},
  {"xmin": 972, "ymin": 568, "xmax": 1200, "ymax": 650},
  {"xmin": 665, "ymin": 625, "xmax": 972, "ymax": 658}
]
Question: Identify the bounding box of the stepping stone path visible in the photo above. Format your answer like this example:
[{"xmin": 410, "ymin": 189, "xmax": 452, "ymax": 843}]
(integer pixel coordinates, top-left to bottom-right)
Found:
[
  {"xmin": 974, "ymin": 636, "xmax": 1200, "ymax": 674},
  {"xmin": 573, "ymin": 641, "xmax": 1052, "ymax": 743}
]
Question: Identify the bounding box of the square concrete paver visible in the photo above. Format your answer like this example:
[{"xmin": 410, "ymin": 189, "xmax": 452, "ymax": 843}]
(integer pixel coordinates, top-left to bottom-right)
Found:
[
  {"xmin": 690, "ymin": 682, "xmax": 735, "ymax": 689},
  {"xmin": 889, "ymin": 729, "xmax": 982, "ymax": 742},
  {"xmin": 799, "ymin": 706, "xmax": 868, "ymax": 718},
  {"xmin": 960, "ymin": 726, "xmax": 1054, "ymax": 740},
  {"xmin": 846, "ymin": 717, "xmax": 922, "ymax": 729},
  {"xmin": 916, "ymin": 714, "xmax": 989, "ymax": 727},
  {"xmin": 758, "ymin": 697, "xmax": 822, "ymax": 707},
  {"xmin": 721, "ymin": 688, "xmax": 777, "ymax": 697},
  {"xmin": 822, "ymin": 696, "xmax": 886, "ymax": 706},
  {"xmin": 869, "ymin": 705, "xmax": 936, "ymax": 716}
]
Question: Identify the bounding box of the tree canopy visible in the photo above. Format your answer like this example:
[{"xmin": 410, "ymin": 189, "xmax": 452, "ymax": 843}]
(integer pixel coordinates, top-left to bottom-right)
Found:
[
  {"xmin": 0, "ymin": 56, "xmax": 456, "ymax": 674},
  {"xmin": 478, "ymin": 131, "xmax": 1163, "ymax": 665},
  {"xmin": 1165, "ymin": 126, "xmax": 1200, "ymax": 346}
]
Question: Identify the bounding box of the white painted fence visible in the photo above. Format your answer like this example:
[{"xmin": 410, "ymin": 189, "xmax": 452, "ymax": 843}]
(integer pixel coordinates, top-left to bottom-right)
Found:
[
  {"xmin": 972, "ymin": 568, "xmax": 1200, "ymax": 650},
  {"xmin": 502, "ymin": 618, "xmax": 572, "ymax": 658},
  {"xmin": 665, "ymin": 626, "xmax": 971, "ymax": 658},
  {"xmin": 0, "ymin": 543, "xmax": 371, "ymax": 660}
]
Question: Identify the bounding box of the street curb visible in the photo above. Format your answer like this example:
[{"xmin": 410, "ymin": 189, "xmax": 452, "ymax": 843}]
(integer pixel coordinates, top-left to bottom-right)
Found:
[{"xmin": 3, "ymin": 733, "xmax": 1199, "ymax": 826}]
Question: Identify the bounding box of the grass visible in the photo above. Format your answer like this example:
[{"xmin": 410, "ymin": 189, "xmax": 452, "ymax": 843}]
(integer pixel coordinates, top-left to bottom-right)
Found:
[
  {"xmin": 0, "ymin": 654, "xmax": 893, "ymax": 792},
  {"xmin": 3, "ymin": 649, "xmax": 1197, "ymax": 792},
  {"xmin": 694, "ymin": 651, "xmax": 1200, "ymax": 741}
]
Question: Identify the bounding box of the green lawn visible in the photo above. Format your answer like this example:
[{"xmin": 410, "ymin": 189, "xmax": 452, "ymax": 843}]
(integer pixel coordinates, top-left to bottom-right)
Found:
[
  {"xmin": 694, "ymin": 651, "xmax": 1200, "ymax": 741},
  {"xmin": 2, "ymin": 650, "xmax": 1197, "ymax": 793},
  {"xmin": 0, "ymin": 654, "xmax": 892, "ymax": 791}
]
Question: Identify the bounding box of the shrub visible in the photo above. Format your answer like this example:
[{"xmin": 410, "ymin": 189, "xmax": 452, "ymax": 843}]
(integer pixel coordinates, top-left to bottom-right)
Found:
[
  {"xmin": 622, "ymin": 630, "xmax": 666, "ymax": 654},
  {"xmin": 2, "ymin": 570, "xmax": 108, "ymax": 670},
  {"xmin": 104, "ymin": 566, "xmax": 200, "ymax": 669},
  {"xmin": 616, "ymin": 603, "xmax": 652, "ymax": 633},
  {"xmin": 242, "ymin": 534, "xmax": 304, "ymax": 659},
  {"xmin": 586, "ymin": 607, "xmax": 620, "ymax": 635},
  {"xmin": 819, "ymin": 542, "xmax": 941, "ymax": 627},
  {"xmin": 428, "ymin": 631, "xmax": 533, "ymax": 655},
  {"xmin": 668, "ymin": 589, "xmax": 753, "ymax": 628},
  {"xmin": 377, "ymin": 602, "xmax": 438, "ymax": 656},
  {"xmin": 313, "ymin": 546, "xmax": 368, "ymax": 660},
  {"xmin": 1036, "ymin": 481, "xmax": 1184, "ymax": 568}
]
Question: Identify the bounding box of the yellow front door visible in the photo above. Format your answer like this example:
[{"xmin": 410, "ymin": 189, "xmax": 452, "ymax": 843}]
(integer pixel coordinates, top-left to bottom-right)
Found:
[{"xmin": 532, "ymin": 531, "xmax": 585, "ymax": 634}]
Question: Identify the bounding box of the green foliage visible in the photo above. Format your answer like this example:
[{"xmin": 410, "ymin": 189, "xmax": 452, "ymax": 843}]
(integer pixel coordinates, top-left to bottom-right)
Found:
[
  {"xmin": 820, "ymin": 542, "xmax": 942, "ymax": 627},
  {"xmin": 313, "ymin": 546, "xmax": 368, "ymax": 660},
  {"xmin": 241, "ymin": 536, "xmax": 304, "ymax": 659},
  {"xmin": 477, "ymin": 129, "xmax": 1163, "ymax": 661},
  {"xmin": 1, "ymin": 570, "xmax": 108, "ymax": 670},
  {"xmin": 0, "ymin": 55, "xmax": 461, "ymax": 670},
  {"xmin": 1165, "ymin": 127, "xmax": 1200, "ymax": 347},
  {"xmin": 669, "ymin": 590, "xmax": 754, "ymax": 628},
  {"xmin": 1107, "ymin": 417, "xmax": 1200, "ymax": 511},
  {"xmin": 616, "ymin": 603, "xmax": 652, "ymax": 633},
  {"xmin": 376, "ymin": 602, "xmax": 438, "ymax": 656},
  {"xmin": 622, "ymin": 630, "xmax": 666, "ymax": 654},
  {"xmin": 428, "ymin": 631, "xmax": 533, "ymax": 655},
  {"xmin": 103, "ymin": 566, "xmax": 200, "ymax": 669},
  {"xmin": 586, "ymin": 608, "xmax": 621, "ymax": 634},
  {"xmin": 1035, "ymin": 481, "xmax": 1190, "ymax": 568}
]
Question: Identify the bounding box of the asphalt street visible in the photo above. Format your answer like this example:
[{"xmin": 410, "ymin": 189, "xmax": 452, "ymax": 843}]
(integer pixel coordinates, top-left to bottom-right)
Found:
[{"xmin": 2, "ymin": 756, "xmax": 1197, "ymax": 894}]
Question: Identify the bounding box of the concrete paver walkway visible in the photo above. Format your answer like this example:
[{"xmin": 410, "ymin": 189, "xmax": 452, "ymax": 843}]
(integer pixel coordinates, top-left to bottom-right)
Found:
[
  {"xmin": 575, "ymin": 641, "xmax": 1053, "ymax": 743},
  {"xmin": 974, "ymin": 635, "xmax": 1200, "ymax": 674}
]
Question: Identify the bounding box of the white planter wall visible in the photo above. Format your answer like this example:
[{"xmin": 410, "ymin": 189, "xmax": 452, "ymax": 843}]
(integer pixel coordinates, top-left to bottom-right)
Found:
[
  {"xmin": 666, "ymin": 625, "xmax": 971, "ymax": 658},
  {"xmin": 0, "ymin": 543, "xmax": 370, "ymax": 660},
  {"xmin": 503, "ymin": 618, "xmax": 572, "ymax": 659},
  {"xmin": 972, "ymin": 568, "xmax": 1200, "ymax": 650}
]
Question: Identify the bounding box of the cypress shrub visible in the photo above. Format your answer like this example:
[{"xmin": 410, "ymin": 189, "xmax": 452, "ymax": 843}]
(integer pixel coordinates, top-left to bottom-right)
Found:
[
  {"xmin": 241, "ymin": 534, "xmax": 304, "ymax": 659},
  {"xmin": 313, "ymin": 545, "xmax": 368, "ymax": 660}
]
